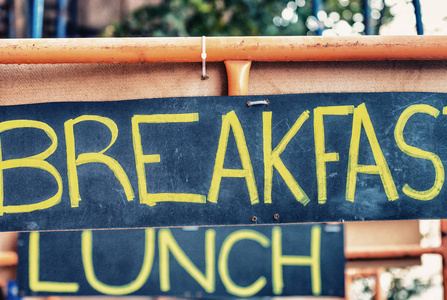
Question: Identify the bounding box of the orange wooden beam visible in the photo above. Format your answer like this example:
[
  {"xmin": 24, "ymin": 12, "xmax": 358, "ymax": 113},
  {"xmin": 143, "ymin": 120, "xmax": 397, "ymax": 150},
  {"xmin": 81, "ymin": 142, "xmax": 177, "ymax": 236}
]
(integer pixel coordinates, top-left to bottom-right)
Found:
[
  {"xmin": 0, "ymin": 36, "xmax": 446, "ymax": 64},
  {"xmin": 0, "ymin": 251, "xmax": 18, "ymax": 266},
  {"xmin": 346, "ymin": 245, "xmax": 442, "ymax": 260}
]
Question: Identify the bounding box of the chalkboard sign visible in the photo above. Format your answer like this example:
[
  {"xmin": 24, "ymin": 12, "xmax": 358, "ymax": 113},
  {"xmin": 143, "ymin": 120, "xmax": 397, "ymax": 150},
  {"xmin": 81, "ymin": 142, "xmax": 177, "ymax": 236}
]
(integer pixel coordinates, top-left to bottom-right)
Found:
[
  {"xmin": 18, "ymin": 224, "xmax": 345, "ymax": 298},
  {"xmin": 1, "ymin": 92, "xmax": 447, "ymax": 231}
]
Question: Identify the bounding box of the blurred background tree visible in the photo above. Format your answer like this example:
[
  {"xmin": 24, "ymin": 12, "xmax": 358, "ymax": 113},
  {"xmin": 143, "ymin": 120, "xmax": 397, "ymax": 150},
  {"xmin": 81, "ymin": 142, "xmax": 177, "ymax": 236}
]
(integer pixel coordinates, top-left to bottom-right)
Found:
[{"xmin": 103, "ymin": 0, "xmax": 393, "ymax": 37}]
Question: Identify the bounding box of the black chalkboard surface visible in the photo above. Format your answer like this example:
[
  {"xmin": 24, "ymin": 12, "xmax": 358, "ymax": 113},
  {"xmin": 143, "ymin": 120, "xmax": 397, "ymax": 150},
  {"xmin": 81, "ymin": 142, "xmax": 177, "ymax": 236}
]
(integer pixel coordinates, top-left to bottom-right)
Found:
[
  {"xmin": 1, "ymin": 92, "xmax": 447, "ymax": 231},
  {"xmin": 18, "ymin": 224, "xmax": 345, "ymax": 298}
]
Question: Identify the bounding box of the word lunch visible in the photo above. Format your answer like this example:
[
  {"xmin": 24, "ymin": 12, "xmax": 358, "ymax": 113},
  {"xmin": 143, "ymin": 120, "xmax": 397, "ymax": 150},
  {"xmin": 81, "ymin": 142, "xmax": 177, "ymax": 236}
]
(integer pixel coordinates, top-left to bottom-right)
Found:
[{"xmin": 18, "ymin": 224, "xmax": 345, "ymax": 298}]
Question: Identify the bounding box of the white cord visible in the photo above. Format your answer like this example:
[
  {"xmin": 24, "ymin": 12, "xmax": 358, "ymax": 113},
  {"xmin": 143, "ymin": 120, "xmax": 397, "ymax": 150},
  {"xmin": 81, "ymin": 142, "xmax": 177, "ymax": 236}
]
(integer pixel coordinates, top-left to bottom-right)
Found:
[{"xmin": 201, "ymin": 36, "xmax": 208, "ymax": 80}]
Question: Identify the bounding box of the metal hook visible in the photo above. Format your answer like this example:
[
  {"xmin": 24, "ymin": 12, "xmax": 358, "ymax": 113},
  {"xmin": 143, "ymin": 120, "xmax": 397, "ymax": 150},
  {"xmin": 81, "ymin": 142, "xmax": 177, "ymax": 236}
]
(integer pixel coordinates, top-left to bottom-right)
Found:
[{"xmin": 247, "ymin": 99, "xmax": 269, "ymax": 107}]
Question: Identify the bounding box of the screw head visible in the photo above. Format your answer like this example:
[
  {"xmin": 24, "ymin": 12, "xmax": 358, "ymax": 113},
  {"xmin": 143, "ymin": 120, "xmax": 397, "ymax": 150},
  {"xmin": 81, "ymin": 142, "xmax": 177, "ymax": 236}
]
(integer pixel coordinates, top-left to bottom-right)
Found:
[
  {"xmin": 251, "ymin": 216, "xmax": 258, "ymax": 222},
  {"xmin": 273, "ymin": 214, "xmax": 279, "ymax": 220}
]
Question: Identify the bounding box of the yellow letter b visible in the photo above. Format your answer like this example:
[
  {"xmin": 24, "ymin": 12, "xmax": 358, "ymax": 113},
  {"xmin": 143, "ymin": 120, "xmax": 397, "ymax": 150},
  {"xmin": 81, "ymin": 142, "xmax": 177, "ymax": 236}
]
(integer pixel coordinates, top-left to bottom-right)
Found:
[{"xmin": 0, "ymin": 120, "xmax": 62, "ymax": 215}]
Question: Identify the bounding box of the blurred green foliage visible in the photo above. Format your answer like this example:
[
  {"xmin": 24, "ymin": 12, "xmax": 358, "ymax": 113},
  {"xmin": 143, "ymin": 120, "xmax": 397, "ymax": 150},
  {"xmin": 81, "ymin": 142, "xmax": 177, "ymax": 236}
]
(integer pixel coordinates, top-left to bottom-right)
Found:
[
  {"xmin": 103, "ymin": 0, "xmax": 393, "ymax": 37},
  {"xmin": 388, "ymin": 277, "xmax": 430, "ymax": 300}
]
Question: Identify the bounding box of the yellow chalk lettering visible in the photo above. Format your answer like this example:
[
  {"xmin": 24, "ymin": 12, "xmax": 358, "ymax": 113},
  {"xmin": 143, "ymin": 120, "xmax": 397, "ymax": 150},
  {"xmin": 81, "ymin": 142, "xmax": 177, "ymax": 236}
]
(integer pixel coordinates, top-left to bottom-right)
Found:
[
  {"xmin": 272, "ymin": 225, "xmax": 321, "ymax": 296},
  {"xmin": 65, "ymin": 115, "xmax": 134, "ymax": 208},
  {"xmin": 29, "ymin": 232, "xmax": 79, "ymax": 292},
  {"xmin": 263, "ymin": 111, "xmax": 310, "ymax": 205},
  {"xmin": 395, "ymin": 105, "xmax": 444, "ymax": 200},
  {"xmin": 132, "ymin": 114, "xmax": 205, "ymax": 206},
  {"xmin": 208, "ymin": 111, "xmax": 258, "ymax": 204},
  {"xmin": 81, "ymin": 229, "xmax": 155, "ymax": 295},
  {"xmin": 218, "ymin": 230, "xmax": 270, "ymax": 297},
  {"xmin": 314, "ymin": 106, "xmax": 354, "ymax": 203},
  {"xmin": 0, "ymin": 120, "xmax": 62, "ymax": 215},
  {"xmin": 346, "ymin": 104, "xmax": 398, "ymax": 202},
  {"xmin": 159, "ymin": 228, "xmax": 215, "ymax": 293}
]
